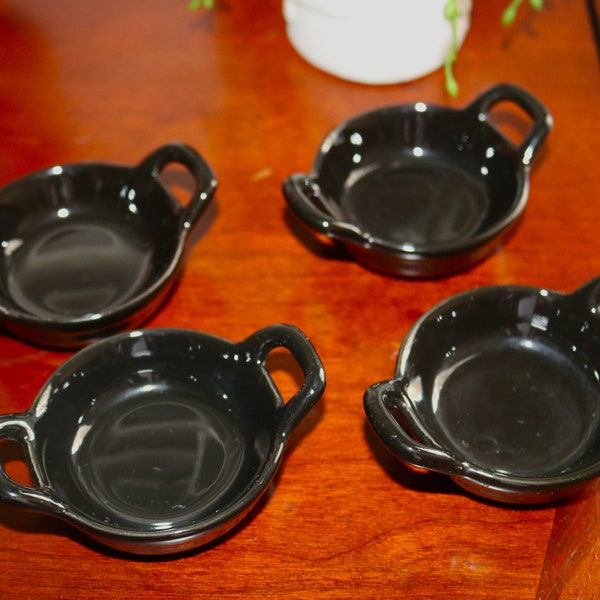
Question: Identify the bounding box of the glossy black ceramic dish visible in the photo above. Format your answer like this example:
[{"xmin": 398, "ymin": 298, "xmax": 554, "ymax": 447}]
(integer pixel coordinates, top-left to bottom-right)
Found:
[
  {"xmin": 284, "ymin": 83, "xmax": 552, "ymax": 278},
  {"xmin": 364, "ymin": 277, "xmax": 600, "ymax": 503},
  {"xmin": 0, "ymin": 143, "xmax": 217, "ymax": 348},
  {"xmin": 0, "ymin": 324, "xmax": 325, "ymax": 554}
]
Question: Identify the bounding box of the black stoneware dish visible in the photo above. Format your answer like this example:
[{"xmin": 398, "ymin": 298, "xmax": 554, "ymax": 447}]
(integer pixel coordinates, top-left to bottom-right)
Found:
[
  {"xmin": 283, "ymin": 83, "xmax": 552, "ymax": 278},
  {"xmin": 0, "ymin": 324, "xmax": 325, "ymax": 554},
  {"xmin": 364, "ymin": 277, "xmax": 600, "ymax": 504},
  {"xmin": 0, "ymin": 142, "xmax": 217, "ymax": 348}
]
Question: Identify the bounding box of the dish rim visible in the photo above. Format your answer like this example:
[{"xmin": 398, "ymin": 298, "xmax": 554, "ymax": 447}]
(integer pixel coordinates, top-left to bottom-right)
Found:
[
  {"xmin": 364, "ymin": 278, "xmax": 600, "ymax": 502},
  {"xmin": 0, "ymin": 142, "xmax": 218, "ymax": 347},
  {"xmin": 0, "ymin": 324, "xmax": 326, "ymax": 552}
]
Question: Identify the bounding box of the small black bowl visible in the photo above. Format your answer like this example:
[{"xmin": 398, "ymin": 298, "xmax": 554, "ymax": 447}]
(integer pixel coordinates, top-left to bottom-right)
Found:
[
  {"xmin": 364, "ymin": 277, "xmax": 600, "ymax": 503},
  {"xmin": 0, "ymin": 143, "xmax": 217, "ymax": 348},
  {"xmin": 0, "ymin": 324, "xmax": 325, "ymax": 554},
  {"xmin": 284, "ymin": 84, "xmax": 552, "ymax": 278}
]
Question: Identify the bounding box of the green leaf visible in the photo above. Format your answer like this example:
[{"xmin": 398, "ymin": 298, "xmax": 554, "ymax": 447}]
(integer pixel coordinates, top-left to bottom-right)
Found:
[
  {"xmin": 188, "ymin": 0, "xmax": 214, "ymax": 10},
  {"xmin": 502, "ymin": 0, "xmax": 542, "ymax": 25},
  {"xmin": 502, "ymin": 5, "xmax": 518, "ymax": 25},
  {"xmin": 444, "ymin": 0, "xmax": 461, "ymax": 20}
]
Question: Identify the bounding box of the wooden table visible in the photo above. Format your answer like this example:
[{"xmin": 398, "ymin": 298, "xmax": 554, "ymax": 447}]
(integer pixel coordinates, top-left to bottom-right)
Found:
[{"xmin": 0, "ymin": 1, "xmax": 599, "ymax": 598}]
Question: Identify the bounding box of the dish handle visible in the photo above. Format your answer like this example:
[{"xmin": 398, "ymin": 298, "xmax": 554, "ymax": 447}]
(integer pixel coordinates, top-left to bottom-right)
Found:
[
  {"xmin": 283, "ymin": 174, "xmax": 367, "ymax": 245},
  {"xmin": 363, "ymin": 379, "xmax": 464, "ymax": 476},
  {"xmin": 0, "ymin": 416, "xmax": 65, "ymax": 514},
  {"xmin": 239, "ymin": 324, "xmax": 326, "ymax": 435},
  {"xmin": 569, "ymin": 275, "xmax": 600, "ymax": 312},
  {"xmin": 136, "ymin": 142, "xmax": 218, "ymax": 229},
  {"xmin": 467, "ymin": 83, "xmax": 553, "ymax": 166}
]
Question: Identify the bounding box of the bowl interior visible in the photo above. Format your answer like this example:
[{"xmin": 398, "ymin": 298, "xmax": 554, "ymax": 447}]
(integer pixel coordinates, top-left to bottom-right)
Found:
[
  {"xmin": 315, "ymin": 106, "xmax": 524, "ymax": 249},
  {"xmin": 0, "ymin": 165, "xmax": 181, "ymax": 321},
  {"xmin": 31, "ymin": 330, "xmax": 277, "ymax": 531},
  {"xmin": 398, "ymin": 286, "xmax": 600, "ymax": 477}
]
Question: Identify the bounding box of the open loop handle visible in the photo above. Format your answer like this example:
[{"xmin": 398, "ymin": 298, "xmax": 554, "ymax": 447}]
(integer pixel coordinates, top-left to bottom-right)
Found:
[
  {"xmin": 363, "ymin": 379, "xmax": 464, "ymax": 476},
  {"xmin": 569, "ymin": 275, "xmax": 600, "ymax": 314},
  {"xmin": 283, "ymin": 175, "xmax": 366, "ymax": 245},
  {"xmin": 239, "ymin": 324, "xmax": 326, "ymax": 435},
  {"xmin": 467, "ymin": 83, "xmax": 553, "ymax": 166},
  {"xmin": 136, "ymin": 142, "xmax": 218, "ymax": 229},
  {"xmin": 0, "ymin": 415, "xmax": 64, "ymax": 513}
]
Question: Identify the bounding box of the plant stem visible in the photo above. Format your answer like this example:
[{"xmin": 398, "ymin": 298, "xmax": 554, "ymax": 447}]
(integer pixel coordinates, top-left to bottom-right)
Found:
[
  {"xmin": 444, "ymin": 0, "xmax": 544, "ymax": 96},
  {"xmin": 444, "ymin": 0, "xmax": 461, "ymax": 97}
]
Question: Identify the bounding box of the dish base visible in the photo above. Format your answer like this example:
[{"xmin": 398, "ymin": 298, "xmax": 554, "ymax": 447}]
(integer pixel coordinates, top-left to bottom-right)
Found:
[
  {"xmin": 340, "ymin": 156, "xmax": 488, "ymax": 247},
  {"xmin": 69, "ymin": 386, "xmax": 256, "ymax": 530},
  {"xmin": 7, "ymin": 214, "xmax": 155, "ymax": 320},
  {"xmin": 436, "ymin": 338, "xmax": 599, "ymax": 476}
]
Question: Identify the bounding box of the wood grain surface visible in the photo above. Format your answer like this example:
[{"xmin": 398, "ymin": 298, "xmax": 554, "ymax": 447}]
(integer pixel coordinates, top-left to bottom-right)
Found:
[{"xmin": 0, "ymin": 1, "xmax": 599, "ymax": 598}]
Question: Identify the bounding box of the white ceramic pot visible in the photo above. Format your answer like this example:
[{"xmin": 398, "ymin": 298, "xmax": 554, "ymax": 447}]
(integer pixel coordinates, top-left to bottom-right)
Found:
[{"xmin": 283, "ymin": 0, "xmax": 472, "ymax": 85}]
